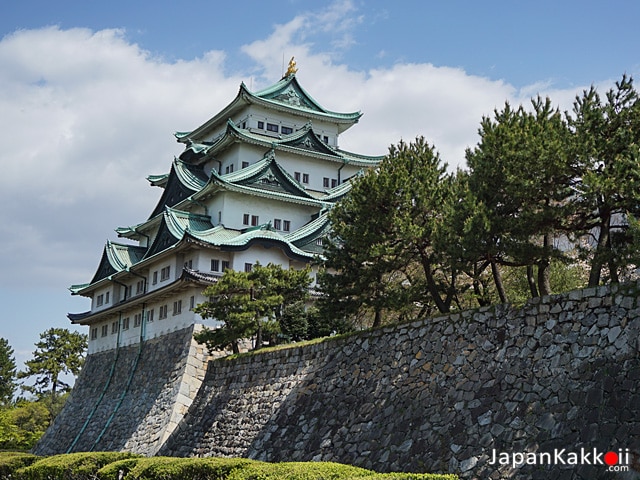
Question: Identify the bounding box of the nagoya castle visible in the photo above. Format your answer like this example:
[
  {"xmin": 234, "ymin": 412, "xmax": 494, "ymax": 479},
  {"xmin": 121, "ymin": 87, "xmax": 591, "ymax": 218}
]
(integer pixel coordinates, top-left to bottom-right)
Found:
[
  {"xmin": 33, "ymin": 61, "xmax": 383, "ymax": 456},
  {"xmin": 68, "ymin": 59, "xmax": 382, "ymax": 355}
]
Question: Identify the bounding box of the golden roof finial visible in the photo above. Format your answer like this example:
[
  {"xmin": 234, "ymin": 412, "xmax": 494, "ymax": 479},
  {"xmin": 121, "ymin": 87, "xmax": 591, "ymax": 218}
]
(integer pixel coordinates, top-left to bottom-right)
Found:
[{"xmin": 285, "ymin": 56, "xmax": 298, "ymax": 76}]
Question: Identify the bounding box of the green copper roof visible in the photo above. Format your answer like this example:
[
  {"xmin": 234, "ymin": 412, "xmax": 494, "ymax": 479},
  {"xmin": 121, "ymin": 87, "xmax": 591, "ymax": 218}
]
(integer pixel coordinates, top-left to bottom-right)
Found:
[
  {"xmin": 251, "ymin": 74, "xmax": 361, "ymax": 121},
  {"xmin": 189, "ymin": 120, "xmax": 382, "ymax": 168},
  {"xmin": 175, "ymin": 74, "xmax": 362, "ymax": 143},
  {"xmin": 147, "ymin": 173, "xmax": 169, "ymax": 187},
  {"xmin": 148, "ymin": 159, "xmax": 208, "ymax": 219},
  {"xmin": 221, "ymin": 149, "xmax": 316, "ymax": 199},
  {"xmin": 87, "ymin": 241, "xmax": 146, "ymax": 285}
]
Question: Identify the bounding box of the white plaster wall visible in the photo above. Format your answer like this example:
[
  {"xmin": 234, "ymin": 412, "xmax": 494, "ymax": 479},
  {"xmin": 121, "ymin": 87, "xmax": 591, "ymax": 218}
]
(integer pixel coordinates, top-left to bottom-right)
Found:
[
  {"xmin": 208, "ymin": 191, "xmax": 317, "ymax": 232},
  {"xmin": 230, "ymin": 245, "xmax": 292, "ymax": 272}
]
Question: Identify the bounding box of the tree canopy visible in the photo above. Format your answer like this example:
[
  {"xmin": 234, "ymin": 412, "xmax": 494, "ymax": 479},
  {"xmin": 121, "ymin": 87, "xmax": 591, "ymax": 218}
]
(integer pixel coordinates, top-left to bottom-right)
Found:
[
  {"xmin": 18, "ymin": 328, "xmax": 87, "ymax": 400},
  {"xmin": 194, "ymin": 263, "xmax": 312, "ymax": 353},
  {"xmin": 319, "ymin": 74, "xmax": 640, "ymax": 329},
  {"xmin": 0, "ymin": 338, "xmax": 17, "ymax": 406}
]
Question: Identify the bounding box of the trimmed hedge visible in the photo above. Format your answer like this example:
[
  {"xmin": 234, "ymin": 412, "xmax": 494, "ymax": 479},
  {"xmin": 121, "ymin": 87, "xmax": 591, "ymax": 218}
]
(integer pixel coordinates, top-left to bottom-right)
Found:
[
  {"xmin": 0, "ymin": 451, "xmax": 40, "ymax": 477},
  {"xmin": 0, "ymin": 452, "xmax": 457, "ymax": 480},
  {"xmin": 98, "ymin": 456, "xmax": 256, "ymax": 480},
  {"xmin": 11, "ymin": 451, "xmax": 139, "ymax": 480}
]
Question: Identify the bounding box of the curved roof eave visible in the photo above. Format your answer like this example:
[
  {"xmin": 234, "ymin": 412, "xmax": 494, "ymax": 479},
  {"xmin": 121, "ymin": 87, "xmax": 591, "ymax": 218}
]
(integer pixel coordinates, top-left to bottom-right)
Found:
[
  {"xmin": 176, "ymin": 77, "xmax": 362, "ymax": 143},
  {"xmin": 201, "ymin": 120, "xmax": 380, "ymax": 168},
  {"xmin": 251, "ymin": 74, "xmax": 362, "ymax": 121},
  {"xmin": 193, "ymin": 175, "xmax": 329, "ymax": 208}
]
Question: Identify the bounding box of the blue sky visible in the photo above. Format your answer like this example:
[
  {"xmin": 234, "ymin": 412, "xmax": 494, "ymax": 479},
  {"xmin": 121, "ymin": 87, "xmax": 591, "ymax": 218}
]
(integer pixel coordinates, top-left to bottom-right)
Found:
[{"xmin": 1, "ymin": 0, "xmax": 639, "ymax": 384}]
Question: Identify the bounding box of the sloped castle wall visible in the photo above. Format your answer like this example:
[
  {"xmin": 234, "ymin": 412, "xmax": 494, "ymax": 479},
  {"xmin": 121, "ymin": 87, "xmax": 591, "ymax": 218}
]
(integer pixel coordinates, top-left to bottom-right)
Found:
[
  {"xmin": 38, "ymin": 284, "xmax": 640, "ymax": 479},
  {"xmin": 34, "ymin": 325, "xmax": 209, "ymax": 456}
]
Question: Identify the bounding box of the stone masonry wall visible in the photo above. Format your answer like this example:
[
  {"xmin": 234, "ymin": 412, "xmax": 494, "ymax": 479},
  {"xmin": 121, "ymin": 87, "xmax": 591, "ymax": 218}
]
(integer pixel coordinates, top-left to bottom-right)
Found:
[
  {"xmin": 159, "ymin": 283, "xmax": 640, "ymax": 480},
  {"xmin": 34, "ymin": 325, "xmax": 209, "ymax": 456}
]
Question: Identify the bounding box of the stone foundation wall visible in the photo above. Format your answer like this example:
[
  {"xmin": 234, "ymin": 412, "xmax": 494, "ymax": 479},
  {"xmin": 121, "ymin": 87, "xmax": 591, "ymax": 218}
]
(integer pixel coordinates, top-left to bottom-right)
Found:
[
  {"xmin": 34, "ymin": 325, "xmax": 209, "ymax": 456},
  {"xmin": 160, "ymin": 284, "xmax": 640, "ymax": 480},
  {"xmin": 37, "ymin": 284, "xmax": 640, "ymax": 479}
]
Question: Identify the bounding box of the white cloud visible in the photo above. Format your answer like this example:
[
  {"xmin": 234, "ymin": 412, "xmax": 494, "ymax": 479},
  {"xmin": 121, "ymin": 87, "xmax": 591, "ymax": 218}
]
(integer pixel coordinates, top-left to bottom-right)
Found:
[{"xmin": 0, "ymin": 17, "xmax": 599, "ymax": 292}]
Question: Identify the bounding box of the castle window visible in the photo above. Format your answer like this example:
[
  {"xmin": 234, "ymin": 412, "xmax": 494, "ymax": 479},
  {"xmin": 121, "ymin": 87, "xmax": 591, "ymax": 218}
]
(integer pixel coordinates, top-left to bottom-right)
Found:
[
  {"xmin": 242, "ymin": 161, "xmax": 249, "ymax": 168},
  {"xmin": 281, "ymin": 126, "xmax": 293, "ymax": 134},
  {"xmin": 159, "ymin": 305, "xmax": 168, "ymax": 319},
  {"xmin": 173, "ymin": 300, "xmax": 182, "ymax": 316},
  {"xmin": 190, "ymin": 296, "xmax": 195, "ymax": 310},
  {"xmin": 222, "ymin": 260, "xmax": 230, "ymax": 271},
  {"xmin": 96, "ymin": 294, "xmax": 104, "ymax": 307},
  {"xmin": 332, "ymin": 179, "xmax": 338, "ymax": 188},
  {"xmin": 273, "ymin": 219, "xmax": 281, "ymax": 230},
  {"xmin": 101, "ymin": 325, "xmax": 108, "ymax": 337},
  {"xmin": 323, "ymin": 177, "xmax": 330, "ymax": 188},
  {"xmin": 105, "ymin": 291, "xmax": 110, "ymax": 304},
  {"xmin": 122, "ymin": 317, "xmax": 130, "ymax": 330},
  {"xmin": 160, "ymin": 266, "xmax": 171, "ymax": 281},
  {"xmin": 283, "ymin": 220, "xmax": 291, "ymax": 232},
  {"xmin": 91, "ymin": 328, "xmax": 98, "ymax": 340},
  {"xmin": 323, "ymin": 136, "xmax": 329, "ymax": 144},
  {"xmin": 152, "ymin": 271, "xmax": 158, "ymax": 285},
  {"xmin": 294, "ymin": 172, "xmax": 301, "ymax": 182},
  {"xmin": 111, "ymin": 321, "xmax": 119, "ymax": 334},
  {"xmin": 266, "ymin": 123, "xmax": 278, "ymax": 132},
  {"xmin": 251, "ymin": 215, "xmax": 259, "ymax": 226},
  {"xmin": 257, "ymin": 121, "xmax": 264, "ymax": 129},
  {"xmin": 211, "ymin": 259, "xmax": 220, "ymax": 272},
  {"xmin": 302, "ymin": 173, "xmax": 309, "ymax": 184},
  {"xmin": 184, "ymin": 259, "xmax": 193, "ymax": 270},
  {"xmin": 243, "ymin": 214, "xmax": 250, "ymax": 225},
  {"xmin": 244, "ymin": 263, "xmax": 253, "ymax": 272},
  {"xmin": 147, "ymin": 309, "xmax": 154, "ymax": 322},
  {"xmin": 136, "ymin": 280, "xmax": 144, "ymax": 294},
  {"xmin": 134, "ymin": 313, "xmax": 142, "ymax": 327}
]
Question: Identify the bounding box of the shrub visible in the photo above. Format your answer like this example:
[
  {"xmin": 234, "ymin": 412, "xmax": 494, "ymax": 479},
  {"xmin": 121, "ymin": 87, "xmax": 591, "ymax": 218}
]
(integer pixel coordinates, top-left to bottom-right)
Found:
[
  {"xmin": 363, "ymin": 474, "xmax": 458, "ymax": 480},
  {"xmin": 15, "ymin": 451, "xmax": 139, "ymax": 480},
  {"xmin": 99, "ymin": 456, "xmax": 257, "ymax": 480},
  {"xmin": 0, "ymin": 451, "xmax": 40, "ymax": 477},
  {"xmin": 225, "ymin": 461, "xmax": 375, "ymax": 480}
]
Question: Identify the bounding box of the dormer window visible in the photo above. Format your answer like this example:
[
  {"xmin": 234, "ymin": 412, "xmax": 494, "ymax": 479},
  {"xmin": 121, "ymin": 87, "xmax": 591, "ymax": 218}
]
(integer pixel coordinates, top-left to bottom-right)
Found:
[
  {"xmin": 267, "ymin": 123, "xmax": 279, "ymax": 132},
  {"xmin": 281, "ymin": 126, "xmax": 293, "ymax": 134}
]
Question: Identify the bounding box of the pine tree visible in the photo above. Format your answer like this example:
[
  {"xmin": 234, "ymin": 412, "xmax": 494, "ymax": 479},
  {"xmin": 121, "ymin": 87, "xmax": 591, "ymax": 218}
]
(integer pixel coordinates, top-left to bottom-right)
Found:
[
  {"xmin": 0, "ymin": 338, "xmax": 17, "ymax": 406},
  {"xmin": 18, "ymin": 328, "xmax": 87, "ymax": 400}
]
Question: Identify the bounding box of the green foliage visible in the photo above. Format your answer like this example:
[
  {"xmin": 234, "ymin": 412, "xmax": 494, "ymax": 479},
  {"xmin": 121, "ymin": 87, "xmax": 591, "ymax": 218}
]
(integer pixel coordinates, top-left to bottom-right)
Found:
[
  {"xmin": 0, "ymin": 452, "xmax": 457, "ymax": 480},
  {"xmin": 465, "ymin": 97, "xmax": 575, "ymax": 298},
  {"xmin": 0, "ymin": 338, "xmax": 17, "ymax": 406},
  {"xmin": 224, "ymin": 460, "xmax": 373, "ymax": 480},
  {"xmin": 195, "ymin": 263, "xmax": 312, "ymax": 353},
  {"xmin": 98, "ymin": 456, "xmax": 256, "ymax": 480},
  {"xmin": 13, "ymin": 452, "xmax": 138, "ymax": 480},
  {"xmin": 18, "ymin": 328, "xmax": 88, "ymax": 399},
  {"xmin": 319, "ymin": 136, "xmax": 457, "ymax": 329},
  {"xmin": 0, "ymin": 451, "xmax": 39, "ymax": 477},
  {"xmin": 0, "ymin": 399, "xmax": 51, "ymax": 450},
  {"xmin": 568, "ymin": 75, "xmax": 640, "ymax": 286}
]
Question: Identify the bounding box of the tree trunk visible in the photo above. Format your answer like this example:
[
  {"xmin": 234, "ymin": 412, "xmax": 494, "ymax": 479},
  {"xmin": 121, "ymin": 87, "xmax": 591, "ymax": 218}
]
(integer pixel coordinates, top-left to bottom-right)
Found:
[
  {"xmin": 419, "ymin": 250, "xmax": 450, "ymax": 313},
  {"xmin": 537, "ymin": 233, "xmax": 552, "ymax": 296},
  {"xmin": 527, "ymin": 265, "xmax": 539, "ymax": 298},
  {"xmin": 491, "ymin": 259, "xmax": 508, "ymax": 304},
  {"xmin": 373, "ymin": 308, "xmax": 382, "ymax": 328},
  {"xmin": 255, "ymin": 320, "xmax": 263, "ymax": 350},
  {"xmin": 588, "ymin": 208, "xmax": 611, "ymax": 287}
]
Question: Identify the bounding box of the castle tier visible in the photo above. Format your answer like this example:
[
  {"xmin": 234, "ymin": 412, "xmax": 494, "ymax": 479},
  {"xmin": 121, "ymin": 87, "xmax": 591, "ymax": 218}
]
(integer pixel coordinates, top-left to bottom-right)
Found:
[{"xmin": 68, "ymin": 69, "xmax": 383, "ymax": 354}]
